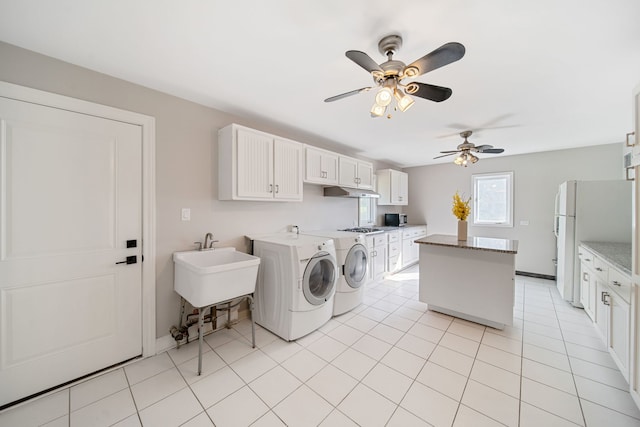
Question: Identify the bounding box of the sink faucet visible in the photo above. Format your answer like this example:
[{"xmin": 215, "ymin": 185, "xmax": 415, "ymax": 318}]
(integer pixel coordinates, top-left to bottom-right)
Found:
[{"xmin": 203, "ymin": 232, "xmax": 218, "ymax": 249}]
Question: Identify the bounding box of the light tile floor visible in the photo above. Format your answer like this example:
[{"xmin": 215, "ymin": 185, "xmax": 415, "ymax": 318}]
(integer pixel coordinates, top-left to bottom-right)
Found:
[{"xmin": 3, "ymin": 266, "xmax": 640, "ymax": 426}]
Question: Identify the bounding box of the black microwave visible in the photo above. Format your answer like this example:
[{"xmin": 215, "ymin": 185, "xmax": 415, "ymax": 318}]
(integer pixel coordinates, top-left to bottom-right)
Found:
[{"xmin": 385, "ymin": 213, "xmax": 408, "ymax": 227}]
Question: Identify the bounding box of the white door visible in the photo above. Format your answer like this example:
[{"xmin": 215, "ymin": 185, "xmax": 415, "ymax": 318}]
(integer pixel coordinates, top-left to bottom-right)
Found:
[{"xmin": 0, "ymin": 97, "xmax": 143, "ymax": 406}]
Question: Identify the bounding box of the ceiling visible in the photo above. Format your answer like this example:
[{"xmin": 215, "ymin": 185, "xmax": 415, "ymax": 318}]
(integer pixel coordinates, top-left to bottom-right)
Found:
[{"xmin": 1, "ymin": 0, "xmax": 640, "ymax": 167}]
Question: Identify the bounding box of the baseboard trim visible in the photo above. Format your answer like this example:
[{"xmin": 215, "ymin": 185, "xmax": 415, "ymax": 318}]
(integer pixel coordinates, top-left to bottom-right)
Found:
[{"xmin": 516, "ymin": 271, "xmax": 556, "ymax": 281}]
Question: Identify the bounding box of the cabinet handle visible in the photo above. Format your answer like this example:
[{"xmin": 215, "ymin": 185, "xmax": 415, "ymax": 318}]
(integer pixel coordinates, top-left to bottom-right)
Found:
[
  {"xmin": 583, "ymin": 272, "xmax": 589, "ymax": 281},
  {"xmin": 601, "ymin": 291, "xmax": 610, "ymax": 305},
  {"xmin": 585, "ymin": 258, "xmax": 591, "ymax": 262},
  {"xmin": 627, "ymin": 131, "xmax": 635, "ymax": 147},
  {"xmin": 595, "ymin": 267, "xmax": 603, "ymax": 272},
  {"xmin": 612, "ymin": 280, "xmax": 621, "ymax": 286},
  {"xmin": 269, "ymin": 184, "xmax": 273, "ymax": 193},
  {"xmin": 275, "ymin": 184, "xmax": 279, "ymax": 193}
]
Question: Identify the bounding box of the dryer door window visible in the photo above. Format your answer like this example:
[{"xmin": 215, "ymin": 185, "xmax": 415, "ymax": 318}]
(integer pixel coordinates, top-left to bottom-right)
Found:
[
  {"xmin": 302, "ymin": 252, "xmax": 336, "ymax": 305},
  {"xmin": 344, "ymin": 243, "xmax": 368, "ymax": 289}
]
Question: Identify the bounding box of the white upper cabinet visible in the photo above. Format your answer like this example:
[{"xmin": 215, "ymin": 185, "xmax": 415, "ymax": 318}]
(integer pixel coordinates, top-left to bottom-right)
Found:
[
  {"xmin": 304, "ymin": 146, "xmax": 338, "ymax": 185},
  {"xmin": 376, "ymin": 169, "xmax": 408, "ymax": 205},
  {"xmin": 338, "ymin": 155, "xmax": 374, "ymax": 190},
  {"xmin": 218, "ymin": 124, "xmax": 303, "ymax": 201}
]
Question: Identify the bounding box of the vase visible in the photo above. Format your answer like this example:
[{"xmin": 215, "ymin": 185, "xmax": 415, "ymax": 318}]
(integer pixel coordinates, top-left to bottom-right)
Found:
[{"xmin": 457, "ymin": 220, "xmax": 468, "ymax": 241}]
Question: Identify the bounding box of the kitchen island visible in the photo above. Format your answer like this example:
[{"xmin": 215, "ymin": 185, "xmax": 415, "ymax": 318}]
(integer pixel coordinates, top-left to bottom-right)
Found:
[{"xmin": 417, "ymin": 234, "xmax": 518, "ymax": 329}]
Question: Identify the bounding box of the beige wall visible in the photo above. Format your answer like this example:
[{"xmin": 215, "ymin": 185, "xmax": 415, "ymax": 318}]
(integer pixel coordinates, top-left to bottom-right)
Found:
[
  {"xmin": 0, "ymin": 42, "xmax": 398, "ymax": 338},
  {"xmin": 405, "ymin": 143, "xmax": 625, "ymax": 276}
]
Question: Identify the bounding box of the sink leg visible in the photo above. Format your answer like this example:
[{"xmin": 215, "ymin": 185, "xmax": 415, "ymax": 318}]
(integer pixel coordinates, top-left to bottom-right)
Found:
[
  {"xmin": 226, "ymin": 301, "xmax": 231, "ymax": 329},
  {"xmin": 248, "ymin": 295, "xmax": 255, "ymax": 349},
  {"xmin": 177, "ymin": 298, "xmax": 186, "ymax": 349},
  {"xmin": 197, "ymin": 307, "xmax": 205, "ymax": 376}
]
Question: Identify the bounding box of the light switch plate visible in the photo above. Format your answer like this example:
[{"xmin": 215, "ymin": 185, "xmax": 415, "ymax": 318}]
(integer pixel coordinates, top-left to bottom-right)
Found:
[
  {"xmin": 181, "ymin": 208, "xmax": 191, "ymax": 221},
  {"xmin": 520, "ymin": 220, "xmax": 529, "ymax": 226}
]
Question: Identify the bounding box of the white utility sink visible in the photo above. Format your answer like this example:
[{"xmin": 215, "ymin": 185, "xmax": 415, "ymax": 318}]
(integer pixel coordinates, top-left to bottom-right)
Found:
[{"xmin": 173, "ymin": 248, "xmax": 260, "ymax": 308}]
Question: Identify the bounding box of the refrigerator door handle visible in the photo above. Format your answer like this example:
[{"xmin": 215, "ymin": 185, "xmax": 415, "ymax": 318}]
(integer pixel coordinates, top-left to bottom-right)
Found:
[{"xmin": 553, "ymin": 191, "xmax": 560, "ymax": 237}]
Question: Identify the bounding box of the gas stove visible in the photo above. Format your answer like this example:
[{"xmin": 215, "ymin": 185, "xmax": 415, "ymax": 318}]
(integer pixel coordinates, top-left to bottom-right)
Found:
[{"xmin": 340, "ymin": 227, "xmax": 384, "ymax": 235}]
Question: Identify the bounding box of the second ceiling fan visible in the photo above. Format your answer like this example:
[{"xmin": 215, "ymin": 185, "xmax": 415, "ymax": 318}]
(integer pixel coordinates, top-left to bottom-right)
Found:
[
  {"xmin": 435, "ymin": 131, "xmax": 505, "ymax": 166},
  {"xmin": 324, "ymin": 34, "xmax": 465, "ymax": 118}
]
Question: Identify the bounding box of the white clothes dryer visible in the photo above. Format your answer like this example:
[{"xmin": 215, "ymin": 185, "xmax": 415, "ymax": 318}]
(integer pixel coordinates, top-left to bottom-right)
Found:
[
  {"xmin": 302, "ymin": 231, "xmax": 368, "ymax": 316},
  {"xmin": 250, "ymin": 233, "xmax": 338, "ymax": 341}
]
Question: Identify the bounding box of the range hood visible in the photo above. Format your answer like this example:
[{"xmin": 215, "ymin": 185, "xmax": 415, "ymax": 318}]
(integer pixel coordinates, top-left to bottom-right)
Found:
[{"xmin": 323, "ymin": 186, "xmax": 380, "ymax": 198}]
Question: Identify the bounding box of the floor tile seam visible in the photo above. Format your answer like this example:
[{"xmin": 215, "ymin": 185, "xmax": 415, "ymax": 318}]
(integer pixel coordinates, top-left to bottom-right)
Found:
[
  {"xmin": 548, "ymin": 285, "xmax": 588, "ymax": 427},
  {"xmin": 569, "ymin": 369, "xmax": 632, "ymax": 392},
  {"xmin": 379, "ymin": 353, "xmax": 428, "ymax": 383},
  {"xmin": 68, "ymin": 383, "xmax": 131, "ymax": 415},
  {"xmin": 479, "ymin": 341, "xmax": 522, "ymax": 358},
  {"xmin": 132, "ymin": 382, "xmax": 190, "ymax": 413},
  {"xmin": 518, "ymin": 402, "xmax": 584, "ymax": 427},
  {"xmin": 202, "ymin": 384, "xmax": 271, "ymax": 424},
  {"xmin": 564, "ymin": 353, "xmax": 617, "ymax": 370},
  {"xmin": 177, "ymin": 410, "xmax": 214, "ymax": 427},
  {"xmin": 520, "ymin": 373, "xmax": 580, "ymax": 398},
  {"xmin": 522, "ymin": 339, "xmax": 568, "ymax": 356},
  {"xmin": 444, "ymin": 327, "xmax": 485, "ymax": 343},
  {"xmin": 449, "ymin": 327, "xmax": 493, "ymax": 427},
  {"xmin": 121, "ymin": 361, "xmax": 145, "ymax": 426},
  {"xmin": 520, "ymin": 317, "xmax": 561, "ymax": 329},
  {"xmin": 577, "ymin": 396, "xmax": 640, "ymax": 421},
  {"xmin": 245, "ymin": 370, "xmax": 300, "ymax": 410}
]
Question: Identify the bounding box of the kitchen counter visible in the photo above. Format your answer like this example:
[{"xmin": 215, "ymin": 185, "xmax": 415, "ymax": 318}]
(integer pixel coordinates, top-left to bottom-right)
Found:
[
  {"xmin": 580, "ymin": 241, "xmax": 631, "ymax": 276},
  {"xmin": 416, "ymin": 234, "xmax": 518, "ymax": 254},
  {"xmin": 418, "ymin": 234, "xmax": 517, "ymax": 329},
  {"xmin": 376, "ymin": 224, "xmax": 426, "ymax": 231}
]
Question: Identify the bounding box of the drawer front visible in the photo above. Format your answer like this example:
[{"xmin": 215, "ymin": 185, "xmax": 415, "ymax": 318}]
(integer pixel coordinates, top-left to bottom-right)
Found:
[
  {"xmin": 609, "ymin": 267, "xmax": 631, "ymax": 303},
  {"xmin": 373, "ymin": 235, "xmax": 386, "ymax": 247},
  {"xmin": 578, "ymin": 246, "xmax": 594, "ymax": 269},
  {"xmin": 593, "ymin": 256, "xmax": 609, "ymax": 281},
  {"xmin": 388, "ymin": 241, "xmax": 400, "ymax": 257},
  {"xmin": 387, "ymin": 231, "xmax": 400, "ymax": 244},
  {"xmin": 414, "ymin": 226, "xmax": 427, "ymax": 237}
]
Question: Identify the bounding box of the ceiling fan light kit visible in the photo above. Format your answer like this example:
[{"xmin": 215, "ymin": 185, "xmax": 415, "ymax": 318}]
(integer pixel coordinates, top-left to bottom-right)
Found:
[{"xmin": 325, "ymin": 34, "xmax": 465, "ymax": 118}]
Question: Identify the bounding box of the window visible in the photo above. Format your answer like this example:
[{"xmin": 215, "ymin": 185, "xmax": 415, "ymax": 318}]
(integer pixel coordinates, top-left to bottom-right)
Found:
[{"xmin": 472, "ymin": 171, "xmax": 513, "ymax": 227}]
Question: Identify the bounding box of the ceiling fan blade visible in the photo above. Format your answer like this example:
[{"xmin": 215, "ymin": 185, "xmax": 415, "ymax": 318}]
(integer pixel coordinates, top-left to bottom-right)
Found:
[
  {"xmin": 482, "ymin": 148, "xmax": 505, "ymax": 154},
  {"xmin": 439, "ymin": 150, "xmax": 460, "ymax": 154},
  {"xmin": 474, "ymin": 144, "xmax": 494, "ymax": 151},
  {"xmin": 433, "ymin": 152, "xmax": 458, "ymax": 159},
  {"xmin": 345, "ymin": 50, "xmax": 383, "ymax": 73},
  {"xmin": 324, "ymin": 87, "xmax": 372, "ymax": 102},
  {"xmin": 406, "ymin": 82, "xmax": 452, "ymax": 102},
  {"xmin": 405, "ymin": 42, "xmax": 465, "ymax": 77}
]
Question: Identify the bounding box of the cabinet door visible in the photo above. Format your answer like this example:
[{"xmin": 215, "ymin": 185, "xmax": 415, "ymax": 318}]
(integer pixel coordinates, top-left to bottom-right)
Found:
[
  {"xmin": 304, "ymin": 146, "xmax": 324, "ymax": 184},
  {"xmin": 595, "ymin": 281, "xmax": 610, "ymax": 342},
  {"xmin": 322, "ymin": 152, "xmax": 339, "ymax": 184},
  {"xmin": 390, "ymin": 170, "xmax": 408, "ymax": 205},
  {"xmin": 398, "ymin": 171, "xmax": 408, "ymax": 205},
  {"xmin": 273, "ymin": 138, "xmax": 303, "ymax": 200},
  {"xmin": 357, "ymin": 161, "xmax": 374, "ymax": 190},
  {"xmin": 581, "ymin": 265, "xmax": 595, "ymax": 320},
  {"xmin": 339, "ymin": 156, "xmax": 358, "ymax": 188},
  {"xmin": 374, "ymin": 245, "xmax": 386, "ymax": 281},
  {"xmin": 401, "ymin": 238, "xmax": 414, "ymax": 268},
  {"xmin": 609, "ymin": 292, "xmax": 630, "ymax": 380},
  {"xmin": 237, "ymin": 128, "xmax": 273, "ymax": 199}
]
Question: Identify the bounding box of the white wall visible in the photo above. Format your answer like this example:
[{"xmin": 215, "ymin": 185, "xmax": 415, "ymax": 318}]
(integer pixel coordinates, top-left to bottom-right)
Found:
[
  {"xmin": 405, "ymin": 144, "xmax": 625, "ymax": 276},
  {"xmin": 0, "ymin": 42, "xmax": 398, "ymax": 338}
]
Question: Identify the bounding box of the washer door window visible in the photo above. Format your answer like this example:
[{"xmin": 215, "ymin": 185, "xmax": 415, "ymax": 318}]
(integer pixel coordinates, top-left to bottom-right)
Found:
[
  {"xmin": 344, "ymin": 244, "xmax": 368, "ymax": 289},
  {"xmin": 302, "ymin": 252, "xmax": 337, "ymax": 305}
]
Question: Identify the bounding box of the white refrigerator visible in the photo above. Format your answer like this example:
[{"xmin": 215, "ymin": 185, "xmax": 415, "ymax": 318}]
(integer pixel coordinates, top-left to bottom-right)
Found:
[{"xmin": 555, "ymin": 180, "xmax": 632, "ymax": 305}]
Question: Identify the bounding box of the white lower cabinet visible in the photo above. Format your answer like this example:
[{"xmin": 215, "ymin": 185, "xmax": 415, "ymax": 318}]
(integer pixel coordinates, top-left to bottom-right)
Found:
[
  {"xmin": 367, "ymin": 234, "xmax": 387, "ymax": 283},
  {"xmin": 581, "ymin": 244, "xmax": 631, "ymax": 382},
  {"xmin": 610, "ymin": 291, "xmax": 630, "ymax": 380},
  {"xmin": 400, "ymin": 226, "xmax": 427, "ymax": 269}
]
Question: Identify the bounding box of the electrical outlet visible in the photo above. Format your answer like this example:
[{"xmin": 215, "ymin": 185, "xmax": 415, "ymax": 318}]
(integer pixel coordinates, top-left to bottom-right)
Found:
[{"xmin": 181, "ymin": 208, "xmax": 191, "ymax": 221}]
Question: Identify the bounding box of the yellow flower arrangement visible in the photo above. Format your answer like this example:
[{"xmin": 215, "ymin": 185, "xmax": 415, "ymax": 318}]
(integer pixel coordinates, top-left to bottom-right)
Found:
[{"xmin": 452, "ymin": 191, "xmax": 471, "ymax": 221}]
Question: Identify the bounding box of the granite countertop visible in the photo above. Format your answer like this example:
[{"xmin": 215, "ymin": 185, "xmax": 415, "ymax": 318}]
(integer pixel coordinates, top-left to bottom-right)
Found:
[
  {"xmin": 580, "ymin": 241, "xmax": 632, "ymax": 276},
  {"xmin": 416, "ymin": 234, "xmax": 518, "ymax": 254}
]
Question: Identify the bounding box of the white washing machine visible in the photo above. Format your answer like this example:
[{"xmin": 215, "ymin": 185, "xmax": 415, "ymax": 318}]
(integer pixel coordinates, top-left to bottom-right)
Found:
[
  {"xmin": 302, "ymin": 231, "xmax": 368, "ymax": 316},
  {"xmin": 250, "ymin": 233, "xmax": 338, "ymax": 341}
]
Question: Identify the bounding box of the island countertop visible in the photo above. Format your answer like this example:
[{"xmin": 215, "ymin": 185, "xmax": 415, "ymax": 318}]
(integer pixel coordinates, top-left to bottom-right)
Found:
[{"xmin": 415, "ymin": 234, "xmax": 518, "ymax": 254}]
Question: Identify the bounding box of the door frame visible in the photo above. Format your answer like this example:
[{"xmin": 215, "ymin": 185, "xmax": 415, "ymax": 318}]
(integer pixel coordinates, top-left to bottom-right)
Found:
[{"xmin": 0, "ymin": 81, "xmax": 156, "ymax": 357}]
